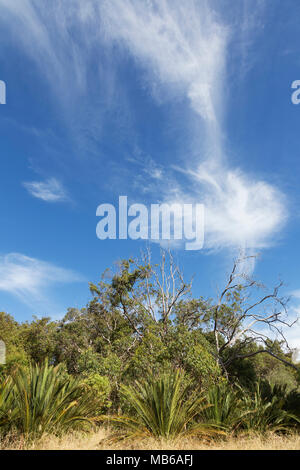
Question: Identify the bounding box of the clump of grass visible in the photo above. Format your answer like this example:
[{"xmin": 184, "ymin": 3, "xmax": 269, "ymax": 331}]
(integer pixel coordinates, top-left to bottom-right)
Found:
[
  {"xmin": 201, "ymin": 383, "xmax": 242, "ymax": 431},
  {"xmin": 238, "ymin": 381, "xmax": 300, "ymax": 433},
  {"xmin": 3, "ymin": 429, "xmax": 299, "ymax": 450},
  {"xmin": 0, "ymin": 376, "xmax": 17, "ymax": 432},
  {"xmin": 103, "ymin": 370, "xmax": 223, "ymax": 441},
  {"xmin": 0, "ymin": 361, "xmax": 98, "ymax": 439}
]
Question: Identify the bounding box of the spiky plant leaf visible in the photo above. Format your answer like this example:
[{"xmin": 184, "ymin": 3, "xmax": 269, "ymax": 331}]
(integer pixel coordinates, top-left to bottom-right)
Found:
[
  {"xmin": 2, "ymin": 360, "xmax": 98, "ymax": 438},
  {"xmin": 103, "ymin": 370, "xmax": 223, "ymax": 441}
]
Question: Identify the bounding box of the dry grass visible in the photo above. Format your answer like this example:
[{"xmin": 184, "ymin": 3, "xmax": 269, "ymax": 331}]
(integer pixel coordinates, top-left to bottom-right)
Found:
[{"xmin": 1, "ymin": 428, "xmax": 300, "ymax": 450}]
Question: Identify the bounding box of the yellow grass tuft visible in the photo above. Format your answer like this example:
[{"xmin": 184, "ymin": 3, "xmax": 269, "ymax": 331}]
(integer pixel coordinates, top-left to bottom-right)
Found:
[{"xmin": 1, "ymin": 428, "xmax": 300, "ymax": 450}]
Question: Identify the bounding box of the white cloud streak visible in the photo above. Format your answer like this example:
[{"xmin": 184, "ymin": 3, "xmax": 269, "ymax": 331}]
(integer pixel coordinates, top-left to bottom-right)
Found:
[
  {"xmin": 23, "ymin": 178, "xmax": 69, "ymax": 202},
  {"xmin": 98, "ymin": 0, "xmax": 287, "ymax": 254},
  {"xmin": 99, "ymin": 0, "xmax": 227, "ymax": 125},
  {"xmin": 0, "ymin": 253, "xmax": 83, "ymax": 306},
  {"xmin": 0, "ymin": 0, "xmax": 288, "ymax": 254},
  {"xmin": 0, "ymin": 0, "xmax": 91, "ymax": 94},
  {"xmin": 183, "ymin": 166, "xmax": 286, "ymax": 251}
]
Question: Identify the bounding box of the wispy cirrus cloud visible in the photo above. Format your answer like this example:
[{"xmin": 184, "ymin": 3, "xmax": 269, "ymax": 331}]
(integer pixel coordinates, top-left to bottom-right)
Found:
[
  {"xmin": 0, "ymin": 0, "xmax": 131, "ymax": 158},
  {"xmin": 98, "ymin": 0, "xmax": 287, "ymax": 254},
  {"xmin": 0, "ymin": 0, "xmax": 288, "ymax": 255},
  {"xmin": 169, "ymin": 165, "xmax": 286, "ymax": 251},
  {"xmin": 23, "ymin": 178, "xmax": 69, "ymax": 202},
  {"xmin": 99, "ymin": 0, "xmax": 227, "ymax": 126},
  {"xmin": 0, "ymin": 253, "xmax": 84, "ymax": 309}
]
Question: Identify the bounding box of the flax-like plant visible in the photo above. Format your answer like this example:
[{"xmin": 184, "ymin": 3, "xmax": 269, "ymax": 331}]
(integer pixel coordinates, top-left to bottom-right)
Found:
[
  {"xmin": 105, "ymin": 370, "xmax": 222, "ymax": 440},
  {"xmin": 238, "ymin": 382, "xmax": 300, "ymax": 433},
  {"xmin": 7, "ymin": 361, "xmax": 97, "ymax": 438},
  {"xmin": 201, "ymin": 383, "xmax": 242, "ymax": 431},
  {"xmin": 0, "ymin": 376, "xmax": 17, "ymax": 433}
]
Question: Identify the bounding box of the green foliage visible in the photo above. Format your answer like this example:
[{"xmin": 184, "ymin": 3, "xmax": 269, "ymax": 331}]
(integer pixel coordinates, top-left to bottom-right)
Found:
[
  {"xmin": 258, "ymin": 381, "xmax": 300, "ymax": 421},
  {"xmin": 125, "ymin": 327, "xmax": 172, "ymax": 379},
  {"xmin": 168, "ymin": 326, "xmax": 221, "ymax": 387},
  {"xmin": 201, "ymin": 380, "xmax": 300, "ymax": 434},
  {"xmin": 0, "ymin": 312, "xmax": 29, "ymax": 376},
  {"xmin": 265, "ymin": 364, "xmax": 298, "ymax": 392},
  {"xmin": 124, "ymin": 324, "xmax": 221, "ymax": 390},
  {"xmin": 0, "ymin": 253, "xmax": 299, "ymax": 442},
  {"xmin": 0, "ymin": 377, "xmax": 17, "ymax": 432},
  {"xmin": 283, "ymin": 389, "xmax": 300, "ymax": 419},
  {"xmin": 106, "ymin": 370, "xmax": 221, "ymax": 440},
  {"xmin": 225, "ymin": 339, "xmax": 299, "ymax": 390},
  {"xmin": 54, "ymin": 308, "xmax": 92, "ymax": 374},
  {"xmin": 77, "ymin": 348, "xmax": 103, "ymax": 375},
  {"xmin": 201, "ymin": 383, "xmax": 242, "ymax": 430},
  {"xmin": 21, "ymin": 317, "xmax": 57, "ymax": 364},
  {"xmin": 81, "ymin": 373, "xmax": 112, "ymax": 411},
  {"xmin": 0, "ymin": 361, "xmax": 98, "ymax": 439},
  {"xmin": 239, "ymin": 381, "xmax": 300, "ymax": 433}
]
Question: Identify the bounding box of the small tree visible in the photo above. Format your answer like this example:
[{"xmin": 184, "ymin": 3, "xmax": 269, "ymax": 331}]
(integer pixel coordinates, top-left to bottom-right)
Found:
[{"xmin": 207, "ymin": 254, "xmax": 299, "ymax": 377}]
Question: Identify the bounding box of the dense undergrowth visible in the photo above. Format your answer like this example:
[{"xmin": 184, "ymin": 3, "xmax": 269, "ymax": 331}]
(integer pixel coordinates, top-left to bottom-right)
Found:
[{"xmin": 0, "ymin": 361, "xmax": 299, "ymax": 445}]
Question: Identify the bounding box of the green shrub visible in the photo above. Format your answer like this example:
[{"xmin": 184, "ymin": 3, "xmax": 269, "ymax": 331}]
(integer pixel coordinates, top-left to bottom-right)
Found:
[
  {"xmin": 201, "ymin": 383, "xmax": 242, "ymax": 431},
  {"xmin": 0, "ymin": 377, "xmax": 17, "ymax": 433},
  {"xmin": 81, "ymin": 373, "xmax": 112, "ymax": 412},
  {"xmin": 105, "ymin": 370, "xmax": 222, "ymax": 440},
  {"xmin": 0, "ymin": 360, "xmax": 98, "ymax": 439},
  {"xmin": 239, "ymin": 381, "xmax": 299, "ymax": 433}
]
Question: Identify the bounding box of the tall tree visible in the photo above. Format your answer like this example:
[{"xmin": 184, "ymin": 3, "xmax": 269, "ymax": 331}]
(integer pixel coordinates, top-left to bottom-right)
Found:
[{"xmin": 206, "ymin": 254, "xmax": 299, "ymax": 376}]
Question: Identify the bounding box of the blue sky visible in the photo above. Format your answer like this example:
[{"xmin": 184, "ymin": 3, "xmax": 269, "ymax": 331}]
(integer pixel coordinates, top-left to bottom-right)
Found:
[{"xmin": 0, "ymin": 0, "xmax": 300, "ymax": 350}]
